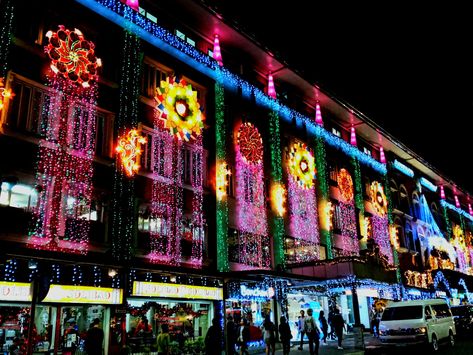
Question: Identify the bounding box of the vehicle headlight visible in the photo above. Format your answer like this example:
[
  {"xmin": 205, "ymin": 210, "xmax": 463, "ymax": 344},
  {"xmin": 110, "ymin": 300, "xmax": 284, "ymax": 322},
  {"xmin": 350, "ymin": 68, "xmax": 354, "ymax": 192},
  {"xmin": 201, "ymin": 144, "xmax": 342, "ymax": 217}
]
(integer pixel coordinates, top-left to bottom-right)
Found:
[
  {"xmin": 417, "ymin": 327, "xmax": 427, "ymax": 334},
  {"xmin": 379, "ymin": 330, "xmax": 387, "ymax": 336}
]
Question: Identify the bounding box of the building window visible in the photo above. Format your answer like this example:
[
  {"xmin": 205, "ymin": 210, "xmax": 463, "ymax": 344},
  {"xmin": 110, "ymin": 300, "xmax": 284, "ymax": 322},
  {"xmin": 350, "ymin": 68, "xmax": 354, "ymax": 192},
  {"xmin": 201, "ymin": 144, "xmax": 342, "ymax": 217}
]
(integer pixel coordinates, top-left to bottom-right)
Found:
[
  {"xmin": 0, "ymin": 182, "xmax": 38, "ymax": 210},
  {"xmin": 138, "ymin": 7, "xmax": 158, "ymax": 23},
  {"xmin": 399, "ymin": 185, "xmax": 410, "ymax": 214},
  {"xmin": 141, "ymin": 61, "xmax": 171, "ymax": 98},
  {"xmin": 332, "ymin": 127, "xmax": 341, "ymax": 137},
  {"xmin": 175, "ymin": 29, "xmax": 196, "ymax": 47},
  {"xmin": 186, "ymin": 37, "xmax": 196, "ymax": 47},
  {"xmin": 363, "ymin": 147, "xmax": 372, "ymax": 156}
]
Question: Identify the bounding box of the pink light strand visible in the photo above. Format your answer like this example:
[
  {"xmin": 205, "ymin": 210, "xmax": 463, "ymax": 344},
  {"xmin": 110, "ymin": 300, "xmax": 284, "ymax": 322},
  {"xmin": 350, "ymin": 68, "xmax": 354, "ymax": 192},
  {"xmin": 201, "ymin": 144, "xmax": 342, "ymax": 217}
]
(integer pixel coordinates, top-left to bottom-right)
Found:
[
  {"xmin": 379, "ymin": 147, "xmax": 386, "ymax": 163},
  {"xmin": 455, "ymin": 195, "xmax": 460, "ymax": 208},
  {"xmin": 213, "ymin": 34, "xmax": 223, "ymax": 66},
  {"xmin": 372, "ymin": 215, "xmax": 393, "ymax": 264},
  {"xmin": 315, "ymin": 103, "xmax": 324, "ymax": 126},
  {"xmin": 440, "ymin": 185, "xmax": 445, "ymax": 199},
  {"xmin": 350, "ymin": 125, "xmax": 357, "ymax": 146},
  {"xmin": 267, "ymin": 73, "xmax": 276, "ymax": 99},
  {"xmin": 469, "ymin": 203, "xmax": 473, "ymax": 216}
]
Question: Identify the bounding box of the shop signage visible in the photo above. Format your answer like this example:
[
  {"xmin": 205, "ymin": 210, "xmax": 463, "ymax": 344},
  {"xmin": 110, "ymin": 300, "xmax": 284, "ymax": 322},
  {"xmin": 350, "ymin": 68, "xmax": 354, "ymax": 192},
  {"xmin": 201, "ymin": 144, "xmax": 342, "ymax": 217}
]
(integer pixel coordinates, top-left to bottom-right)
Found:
[
  {"xmin": 435, "ymin": 291, "xmax": 447, "ymax": 298},
  {"xmin": 42, "ymin": 285, "xmax": 123, "ymax": 304},
  {"xmin": 240, "ymin": 285, "xmax": 275, "ymax": 299},
  {"xmin": 0, "ymin": 281, "xmax": 32, "ymax": 302},
  {"xmin": 132, "ymin": 281, "xmax": 223, "ymax": 300}
]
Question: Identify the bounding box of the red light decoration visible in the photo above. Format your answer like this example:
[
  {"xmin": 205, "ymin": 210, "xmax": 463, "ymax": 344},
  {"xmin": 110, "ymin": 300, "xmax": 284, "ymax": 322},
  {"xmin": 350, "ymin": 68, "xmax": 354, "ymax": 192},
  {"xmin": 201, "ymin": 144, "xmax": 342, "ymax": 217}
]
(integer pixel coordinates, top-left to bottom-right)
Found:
[
  {"xmin": 337, "ymin": 168, "xmax": 354, "ymax": 203},
  {"xmin": 288, "ymin": 142, "xmax": 316, "ymax": 189},
  {"xmin": 155, "ymin": 76, "xmax": 205, "ymax": 141},
  {"xmin": 45, "ymin": 26, "xmax": 101, "ymax": 88},
  {"xmin": 116, "ymin": 129, "xmax": 147, "ymax": 177},
  {"xmin": 237, "ymin": 122, "xmax": 263, "ymax": 165},
  {"xmin": 370, "ymin": 181, "xmax": 388, "ymax": 217}
]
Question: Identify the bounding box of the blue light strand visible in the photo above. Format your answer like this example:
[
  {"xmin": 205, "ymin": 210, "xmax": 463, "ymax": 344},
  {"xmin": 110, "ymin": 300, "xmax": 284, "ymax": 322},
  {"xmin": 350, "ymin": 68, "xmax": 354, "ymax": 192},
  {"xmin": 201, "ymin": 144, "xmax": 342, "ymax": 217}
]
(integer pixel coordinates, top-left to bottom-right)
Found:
[
  {"xmin": 76, "ymin": 0, "xmax": 387, "ymax": 174},
  {"xmin": 419, "ymin": 177, "xmax": 438, "ymax": 192},
  {"xmin": 392, "ymin": 159, "xmax": 414, "ymax": 177},
  {"xmin": 440, "ymin": 199, "xmax": 473, "ymax": 222}
]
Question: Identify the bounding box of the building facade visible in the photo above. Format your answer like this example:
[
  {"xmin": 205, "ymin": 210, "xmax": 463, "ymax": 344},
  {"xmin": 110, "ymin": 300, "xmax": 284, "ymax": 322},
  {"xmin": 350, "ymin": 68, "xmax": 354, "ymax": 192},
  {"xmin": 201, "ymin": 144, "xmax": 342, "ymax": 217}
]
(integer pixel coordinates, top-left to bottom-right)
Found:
[{"xmin": 1, "ymin": 0, "xmax": 472, "ymax": 353}]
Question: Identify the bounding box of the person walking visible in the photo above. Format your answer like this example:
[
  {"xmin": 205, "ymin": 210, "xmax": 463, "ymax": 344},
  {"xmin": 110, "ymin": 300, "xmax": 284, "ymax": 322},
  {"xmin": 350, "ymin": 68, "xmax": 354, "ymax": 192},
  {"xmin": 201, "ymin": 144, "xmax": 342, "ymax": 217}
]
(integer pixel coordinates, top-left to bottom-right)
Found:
[
  {"xmin": 278, "ymin": 316, "xmax": 292, "ymax": 355},
  {"xmin": 226, "ymin": 315, "xmax": 238, "ymax": 355},
  {"xmin": 318, "ymin": 311, "xmax": 329, "ymax": 345},
  {"xmin": 332, "ymin": 309, "xmax": 346, "ymax": 350},
  {"xmin": 156, "ymin": 323, "xmax": 170, "ymax": 355},
  {"xmin": 238, "ymin": 319, "xmax": 250, "ymax": 355},
  {"xmin": 85, "ymin": 318, "xmax": 104, "ymax": 355},
  {"xmin": 261, "ymin": 315, "xmax": 276, "ymax": 355},
  {"xmin": 303, "ymin": 309, "xmax": 321, "ymax": 355},
  {"xmin": 297, "ymin": 310, "xmax": 305, "ymax": 350},
  {"xmin": 205, "ymin": 318, "xmax": 222, "ymax": 355}
]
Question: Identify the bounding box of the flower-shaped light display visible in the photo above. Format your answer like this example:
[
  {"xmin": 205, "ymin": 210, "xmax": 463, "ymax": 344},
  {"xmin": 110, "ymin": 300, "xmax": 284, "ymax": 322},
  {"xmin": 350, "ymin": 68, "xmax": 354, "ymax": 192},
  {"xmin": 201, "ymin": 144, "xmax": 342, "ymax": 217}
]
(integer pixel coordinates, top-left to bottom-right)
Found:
[
  {"xmin": 0, "ymin": 77, "xmax": 13, "ymax": 112},
  {"xmin": 116, "ymin": 129, "xmax": 147, "ymax": 177},
  {"xmin": 45, "ymin": 26, "xmax": 101, "ymax": 88},
  {"xmin": 288, "ymin": 142, "xmax": 316, "ymax": 189},
  {"xmin": 237, "ymin": 122, "xmax": 263, "ymax": 165},
  {"xmin": 370, "ymin": 181, "xmax": 387, "ymax": 216},
  {"xmin": 337, "ymin": 168, "xmax": 354, "ymax": 202},
  {"xmin": 155, "ymin": 77, "xmax": 205, "ymax": 141}
]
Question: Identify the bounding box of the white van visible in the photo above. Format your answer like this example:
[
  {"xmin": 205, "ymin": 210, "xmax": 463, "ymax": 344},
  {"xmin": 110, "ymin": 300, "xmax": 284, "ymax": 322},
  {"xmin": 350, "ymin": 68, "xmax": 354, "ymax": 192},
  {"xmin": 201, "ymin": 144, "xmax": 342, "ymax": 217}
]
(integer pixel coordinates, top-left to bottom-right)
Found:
[{"xmin": 379, "ymin": 299, "xmax": 456, "ymax": 351}]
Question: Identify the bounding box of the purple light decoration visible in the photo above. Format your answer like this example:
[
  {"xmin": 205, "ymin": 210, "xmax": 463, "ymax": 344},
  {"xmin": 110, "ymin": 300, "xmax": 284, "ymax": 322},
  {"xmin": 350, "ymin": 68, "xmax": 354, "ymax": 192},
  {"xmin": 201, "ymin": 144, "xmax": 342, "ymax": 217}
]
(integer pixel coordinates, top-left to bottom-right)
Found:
[
  {"xmin": 455, "ymin": 195, "xmax": 460, "ymax": 208},
  {"xmin": 469, "ymin": 203, "xmax": 473, "ymax": 216},
  {"xmin": 338, "ymin": 201, "xmax": 359, "ymax": 255},
  {"xmin": 379, "ymin": 147, "xmax": 386, "ymax": 164},
  {"xmin": 267, "ymin": 73, "xmax": 276, "ymax": 99},
  {"xmin": 372, "ymin": 215, "xmax": 393, "ymax": 264},
  {"xmin": 440, "ymin": 185, "xmax": 445, "ymax": 199},
  {"xmin": 315, "ymin": 103, "xmax": 323, "ymax": 126},
  {"xmin": 125, "ymin": 0, "xmax": 139, "ymax": 11},
  {"xmin": 350, "ymin": 125, "xmax": 357, "ymax": 146},
  {"xmin": 287, "ymin": 170, "xmax": 320, "ymax": 262},
  {"xmin": 213, "ymin": 34, "xmax": 223, "ymax": 66}
]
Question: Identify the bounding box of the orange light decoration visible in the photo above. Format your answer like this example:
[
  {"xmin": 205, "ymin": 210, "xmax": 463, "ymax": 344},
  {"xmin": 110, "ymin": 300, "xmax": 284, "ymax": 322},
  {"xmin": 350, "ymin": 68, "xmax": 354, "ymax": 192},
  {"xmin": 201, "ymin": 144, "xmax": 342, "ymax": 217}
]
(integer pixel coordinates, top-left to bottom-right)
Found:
[
  {"xmin": 321, "ymin": 201, "xmax": 334, "ymax": 231},
  {"xmin": 389, "ymin": 225, "xmax": 399, "ymax": 249},
  {"xmin": 0, "ymin": 77, "xmax": 13, "ymax": 112},
  {"xmin": 370, "ymin": 181, "xmax": 388, "ymax": 217},
  {"xmin": 337, "ymin": 168, "xmax": 354, "ymax": 202},
  {"xmin": 116, "ymin": 129, "xmax": 147, "ymax": 177},
  {"xmin": 271, "ymin": 182, "xmax": 286, "ymax": 217},
  {"xmin": 216, "ymin": 161, "xmax": 231, "ymax": 201}
]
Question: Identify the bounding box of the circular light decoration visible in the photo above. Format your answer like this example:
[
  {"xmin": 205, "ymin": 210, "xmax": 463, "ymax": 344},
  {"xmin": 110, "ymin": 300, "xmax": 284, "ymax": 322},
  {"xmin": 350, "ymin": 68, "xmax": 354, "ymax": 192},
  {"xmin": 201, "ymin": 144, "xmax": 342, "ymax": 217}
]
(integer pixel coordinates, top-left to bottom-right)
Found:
[
  {"xmin": 45, "ymin": 25, "xmax": 101, "ymax": 88},
  {"xmin": 370, "ymin": 181, "xmax": 388, "ymax": 217},
  {"xmin": 288, "ymin": 142, "xmax": 316, "ymax": 189},
  {"xmin": 237, "ymin": 122, "xmax": 263, "ymax": 165},
  {"xmin": 155, "ymin": 77, "xmax": 205, "ymax": 141},
  {"xmin": 337, "ymin": 168, "xmax": 354, "ymax": 202}
]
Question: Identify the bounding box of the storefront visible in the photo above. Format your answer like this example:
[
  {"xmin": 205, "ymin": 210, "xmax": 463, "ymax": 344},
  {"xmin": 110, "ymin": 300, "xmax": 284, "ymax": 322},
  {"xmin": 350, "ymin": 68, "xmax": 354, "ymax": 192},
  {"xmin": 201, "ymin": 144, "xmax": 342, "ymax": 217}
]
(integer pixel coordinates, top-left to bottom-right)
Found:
[{"xmin": 126, "ymin": 280, "xmax": 223, "ymax": 354}]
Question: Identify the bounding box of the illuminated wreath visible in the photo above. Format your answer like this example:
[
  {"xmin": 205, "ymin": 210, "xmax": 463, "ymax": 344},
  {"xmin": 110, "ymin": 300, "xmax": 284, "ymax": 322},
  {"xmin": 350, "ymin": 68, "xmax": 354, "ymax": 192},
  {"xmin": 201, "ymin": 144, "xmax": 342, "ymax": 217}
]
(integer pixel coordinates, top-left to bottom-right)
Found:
[
  {"xmin": 370, "ymin": 181, "xmax": 388, "ymax": 217},
  {"xmin": 155, "ymin": 77, "xmax": 205, "ymax": 141},
  {"xmin": 45, "ymin": 26, "xmax": 101, "ymax": 88},
  {"xmin": 237, "ymin": 122, "xmax": 263, "ymax": 165},
  {"xmin": 288, "ymin": 142, "xmax": 316, "ymax": 189},
  {"xmin": 337, "ymin": 169, "xmax": 354, "ymax": 202}
]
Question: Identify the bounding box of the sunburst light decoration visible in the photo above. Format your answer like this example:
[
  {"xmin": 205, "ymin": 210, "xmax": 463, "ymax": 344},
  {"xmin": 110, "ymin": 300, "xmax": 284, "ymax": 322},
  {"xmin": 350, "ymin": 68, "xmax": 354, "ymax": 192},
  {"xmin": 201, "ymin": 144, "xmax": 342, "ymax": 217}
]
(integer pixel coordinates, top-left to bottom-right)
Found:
[
  {"xmin": 45, "ymin": 26, "xmax": 101, "ymax": 88},
  {"xmin": 155, "ymin": 76, "xmax": 205, "ymax": 141},
  {"xmin": 0, "ymin": 77, "xmax": 13, "ymax": 112},
  {"xmin": 116, "ymin": 128, "xmax": 147, "ymax": 177},
  {"xmin": 288, "ymin": 142, "xmax": 316, "ymax": 189},
  {"xmin": 337, "ymin": 168, "xmax": 354, "ymax": 202},
  {"xmin": 237, "ymin": 122, "xmax": 263, "ymax": 165},
  {"xmin": 370, "ymin": 181, "xmax": 387, "ymax": 217}
]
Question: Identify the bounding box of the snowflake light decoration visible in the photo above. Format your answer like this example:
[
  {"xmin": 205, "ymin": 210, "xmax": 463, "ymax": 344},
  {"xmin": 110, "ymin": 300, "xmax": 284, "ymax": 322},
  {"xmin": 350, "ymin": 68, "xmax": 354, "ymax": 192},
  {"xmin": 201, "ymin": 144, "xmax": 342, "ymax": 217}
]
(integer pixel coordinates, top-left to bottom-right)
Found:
[
  {"xmin": 337, "ymin": 168, "xmax": 354, "ymax": 202},
  {"xmin": 116, "ymin": 129, "xmax": 147, "ymax": 177},
  {"xmin": 288, "ymin": 142, "xmax": 316, "ymax": 189},
  {"xmin": 370, "ymin": 181, "xmax": 387, "ymax": 217},
  {"xmin": 237, "ymin": 122, "xmax": 263, "ymax": 165},
  {"xmin": 155, "ymin": 76, "xmax": 205, "ymax": 141},
  {"xmin": 45, "ymin": 26, "xmax": 101, "ymax": 88}
]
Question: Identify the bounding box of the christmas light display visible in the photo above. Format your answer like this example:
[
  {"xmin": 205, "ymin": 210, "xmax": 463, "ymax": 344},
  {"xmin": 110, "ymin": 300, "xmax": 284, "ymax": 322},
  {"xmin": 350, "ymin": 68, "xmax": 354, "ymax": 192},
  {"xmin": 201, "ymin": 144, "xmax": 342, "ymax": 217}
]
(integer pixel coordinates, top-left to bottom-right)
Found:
[
  {"xmin": 315, "ymin": 103, "xmax": 323, "ymax": 126},
  {"xmin": 338, "ymin": 201, "xmax": 359, "ymax": 255},
  {"xmin": 352, "ymin": 159, "xmax": 364, "ymax": 214},
  {"xmin": 404, "ymin": 270, "xmax": 433, "ymax": 289},
  {"xmin": 451, "ymin": 224, "xmax": 469, "ymax": 272},
  {"xmin": 216, "ymin": 161, "xmax": 231, "ymax": 201},
  {"xmin": 441, "ymin": 199, "xmax": 473, "ymax": 223},
  {"xmin": 440, "ymin": 185, "xmax": 446, "ymax": 199},
  {"xmin": 419, "ymin": 177, "xmax": 437, "ymax": 192},
  {"xmin": 155, "ymin": 76, "xmax": 205, "ymax": 141},
  {"xmin": 0, "ymin": 0, "xmax": 14, "ymax": 78},
  {"xmin": 370, "ymin": 181, "xmax": 388, "ymax": 217},
  {"xmin": 45, "ymin": 26, "xmax": 101, "ymax": 88},
  {"xmin": 371, "ymin": 215, "xmax": 393, "ymax": 264},
  {"xmin": 469, "ymin": 204, "xmax": 473, "ymax": 216},
  {"xmin": 235, "ymin": 122, "xmax": 269, "ymax": 268},
  {"xmin": 455, "ymin": 195, "xmax": 461, "ymax": 208},
  {"xmin": 350, "ymin": 126, "xmax": 357, "ymax": 146},
  {"xmin": 0, "ymin": 77, "xmax": 13, "ymax": 113},
  {"xmin": 271, "ymin": 183, "xmax": 286, "ymax": 217},
  {"xmin": 213, "ymin": 34, "xmax": 223, "ymax": 66},
  {"xmin": 267, "ymin": 73, "xmax": 276, "ymax": 99},
  {"xmin": 379, "ymin": 147, "xmax": 386, "ymax": 164},
  {"xmin": 125, "ymin": 0, "xmax": 139, "ymax": 11},
  {"xmin": 288, "ymin": 142, "xmax": 316, "ymax": 189},
  {"xmin": 116, "ymin": 128, "xmax": 147, "ymax": 177},
  {"xmin": 29, "ymin": 26, "xmax": 100, "ymax": 254},
  {"xmin": 337, "ymin": 168, "xmax": 354, "ymax": 203},
  {"xmin": 315, "ymin": 137, "xmax": 332, "ymax": 258},
  {"xmin": 392, "ymin": 159, "xmax": 414, "ymax": 177}
]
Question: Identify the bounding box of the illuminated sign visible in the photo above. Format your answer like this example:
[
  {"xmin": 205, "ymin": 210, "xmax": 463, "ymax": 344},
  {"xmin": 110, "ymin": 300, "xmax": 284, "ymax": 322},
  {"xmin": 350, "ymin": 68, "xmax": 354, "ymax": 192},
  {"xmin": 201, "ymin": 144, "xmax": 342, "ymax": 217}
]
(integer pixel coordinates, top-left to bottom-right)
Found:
[
  {"xmin": 0, "ymin": 281, "xmax": 32, "ymax": 302},
  {"xmin": 240, "ymin": 285, "xmax": 275, "ymax": 299},
  {"xmin": 43, "ymin": 285, "xmax": 123, "ymax": 304},
  {"xmin": 132, "ymin": 281, "xmax": 223, "ymax": 300},
  {"xmin": 419, "ymin": 177, "xmax": 438, "ymax": 192},
  {"xmin": 435, "ymin": 291, "xmax": 447, "ymax": 298},
  {"xmin": 392, "ymin": 159, "xmax": 414, "ymax": 177}
]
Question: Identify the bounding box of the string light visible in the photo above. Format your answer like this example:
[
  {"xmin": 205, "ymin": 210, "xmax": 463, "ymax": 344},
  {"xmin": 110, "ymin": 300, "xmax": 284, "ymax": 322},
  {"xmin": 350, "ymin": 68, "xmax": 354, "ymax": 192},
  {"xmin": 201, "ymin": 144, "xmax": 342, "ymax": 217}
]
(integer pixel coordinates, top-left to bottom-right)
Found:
[
  {"xmin": 315, "ymin": 102, "xmax": 323, "ymax": 126},
  {"xmin": 0, "ymin": 0, "xmax": 14, "ymax": 78},
  {"xmin": 441, "ymin": 199, "xmax": 473, "ymax": 223},
  {"xmin": 392, "ymin": 159, "xmax": 414, "ymax": 177},
  {"xmin": 93, "ymin": 266, "xmax": 102, "ymax": 287},
  {"xmin": 455, "ymin": 195, "xmax": 461, "ymax": 208},
  {"xmin": 72, "ymin": 265, "xmax": 83, "ymax": 285},
  {"xmin": 213, "ymin": 34, "xmax": 223, "ymax": 66},
  {"xmin": 216, "ymin": 161, "xmax": 231, "ymax": 201},
  {"xmin": 371, "ymin": 215, "xmax": 393, "ymax": 264},
  {"xmin": 116, "ymin": 128, "xmax": 147, "ymax": 177},
  {"xmin": 4, "ymin": 259, "xmax": 17, "ymax": 282},
  {"xmin": 379, "ymin": 147, "xmax": 386, "ymax": 164},
  {"xmin": 350, "ymin": 125, "xmax": 357, "ymax": 146},
  {"xmin": 370, "ymin": 181, "xmax": 388, "ymax": 217},
  {"xmin": 267, "ymin": 73, "xmax": 276, "ymax": 99},
  {"xmin": 50, "ymin": 264, "xmax": 61, "ymax": 284}
]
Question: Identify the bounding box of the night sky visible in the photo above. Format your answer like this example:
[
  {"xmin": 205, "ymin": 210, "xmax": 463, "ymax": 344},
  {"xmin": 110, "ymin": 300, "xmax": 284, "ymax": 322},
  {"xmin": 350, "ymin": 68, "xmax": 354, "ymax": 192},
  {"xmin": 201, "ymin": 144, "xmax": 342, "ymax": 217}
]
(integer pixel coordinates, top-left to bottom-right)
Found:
[{"xmin": 213, "ymin": 1, "xmax": 473, "ymax": 194}]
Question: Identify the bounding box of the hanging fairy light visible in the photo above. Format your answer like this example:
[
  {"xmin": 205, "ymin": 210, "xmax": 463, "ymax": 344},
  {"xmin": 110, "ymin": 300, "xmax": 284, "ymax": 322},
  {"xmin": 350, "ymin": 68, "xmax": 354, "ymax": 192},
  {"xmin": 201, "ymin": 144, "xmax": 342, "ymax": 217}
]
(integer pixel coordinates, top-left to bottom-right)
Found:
[
  {"xmin": 216, "ymin": 161, "xmax": 231, "ymax": 201},
  {"xmin": 370, "ymin": 181, "xmax": 388, "ymax": 217},
  {"xmin": 116, "ymin": 128, "xmax": 147, "ymax": 177},
  {"xmin": 271, "ymin": 182, "xmax": 286, "ymax": 217}
]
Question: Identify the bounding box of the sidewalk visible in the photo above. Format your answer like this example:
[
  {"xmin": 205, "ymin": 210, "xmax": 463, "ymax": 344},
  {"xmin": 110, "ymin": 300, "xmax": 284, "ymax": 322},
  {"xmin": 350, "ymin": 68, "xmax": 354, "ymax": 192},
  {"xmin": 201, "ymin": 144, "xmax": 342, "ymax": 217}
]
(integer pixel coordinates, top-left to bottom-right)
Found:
[{"xmin": 252, "ymin": 332, "xmax": 380, "ymax": 355}]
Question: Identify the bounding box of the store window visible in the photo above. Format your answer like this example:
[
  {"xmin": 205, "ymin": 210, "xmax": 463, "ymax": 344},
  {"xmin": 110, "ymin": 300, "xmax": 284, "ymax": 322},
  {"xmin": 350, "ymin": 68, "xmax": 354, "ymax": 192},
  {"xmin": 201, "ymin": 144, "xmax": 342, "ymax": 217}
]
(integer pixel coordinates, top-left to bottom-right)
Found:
[{"xmin": 0, "ymin": 183, "xmax": 37, "ymax": 210}]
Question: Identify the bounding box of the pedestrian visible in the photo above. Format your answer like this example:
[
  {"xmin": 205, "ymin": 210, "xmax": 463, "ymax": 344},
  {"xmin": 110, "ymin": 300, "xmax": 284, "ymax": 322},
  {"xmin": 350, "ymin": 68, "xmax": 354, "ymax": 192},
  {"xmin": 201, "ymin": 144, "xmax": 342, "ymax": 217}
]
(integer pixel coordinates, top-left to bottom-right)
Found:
[
  {"xmin": 205, "ymin": 318, "xmax": 222, "ymax": 355},
  {"xmin": 297, "ymin": 309, "xmax": 305, "ymax": 350},
  {"xmin": 261, "ymin": 315, "xmax": 276, "ymax": 355},
  {"xmin": 303, "ymin": 309, "xmax": 321, "ymax": 355},
  {"xmin": 332, "ymin": 309, "xmax": 346, "ymax": 350},
  {"xmin": 318, "ymin": 311, "xmax": 328, "ymax": 345},
  {"xmin": 226, "ymin": 315, "xmax": 238, "ymax": 355},
  {"xmin": 278, "ymin": 316, "xmax": 292, "ymax": 355},
  {"xmin": 85, "ymin": 318, "xmax": 104, "ymax": 355},
  {"xmin": 156, "ymin": 323, "xmax": 170, "ymax": 355},
  {"xmin": 328, "ymin": 309, "xmax": 335, "ymax": 340},
  {"xmin": 237, "ymin": 318, "xmax": 250, "ymax": 355}
]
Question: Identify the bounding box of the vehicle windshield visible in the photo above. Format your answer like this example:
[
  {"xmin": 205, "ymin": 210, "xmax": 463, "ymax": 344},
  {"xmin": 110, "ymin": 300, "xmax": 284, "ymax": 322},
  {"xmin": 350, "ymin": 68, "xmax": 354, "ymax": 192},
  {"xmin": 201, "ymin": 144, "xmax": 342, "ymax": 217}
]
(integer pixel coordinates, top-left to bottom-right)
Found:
[
  {"xmin": 451, "ymin": 307, "xmax": 469, "ymax": 316},
  {"xmin": 381, "ymin": 306, "xmax": 423, "ymax": 321}
]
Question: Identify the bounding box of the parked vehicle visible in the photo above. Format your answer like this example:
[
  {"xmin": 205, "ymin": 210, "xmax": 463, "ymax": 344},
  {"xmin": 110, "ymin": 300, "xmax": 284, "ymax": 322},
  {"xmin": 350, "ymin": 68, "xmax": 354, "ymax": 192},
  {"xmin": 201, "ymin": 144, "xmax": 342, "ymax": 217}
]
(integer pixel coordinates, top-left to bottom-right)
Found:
[
  {"xmin": 450, "ymin": 304, "xmax": 473, "ymax": 336},
  {"xmin": 379, "ymin": 298, "xmax": 456, "ymax": 351}
]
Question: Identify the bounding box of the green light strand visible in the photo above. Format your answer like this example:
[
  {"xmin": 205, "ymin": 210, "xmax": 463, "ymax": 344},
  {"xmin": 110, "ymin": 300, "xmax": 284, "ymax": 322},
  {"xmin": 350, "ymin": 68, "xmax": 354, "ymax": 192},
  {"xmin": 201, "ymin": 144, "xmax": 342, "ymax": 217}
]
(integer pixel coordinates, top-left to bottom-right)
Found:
[
  {"xmin": 0, "ymin": 0, "xmax": 14, "ymax": 77},
  {"xmin": 215, "ymin": 78, "xmax": 229, "ymax": 272},
  {"xmin": 442, "ymin": 204, "xmax": 452, "ymax": 241},
  {"xmin": 352, "ymin": 158, "xmax": 364, "ymax": 215},
  {"xmin": 315, "ymin": 137, "xmax": 332, "ymax": 259},
  {"xmin": 384, "ymin": 170, "xmax": 401, "ymax": 283},
  {"xmin": 111, "ymin": 31, "xmax": 142, "ymax": 261},
  {"xmin": 269, "ymin": 110, "xmax": 285, "ymax": 268}
]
